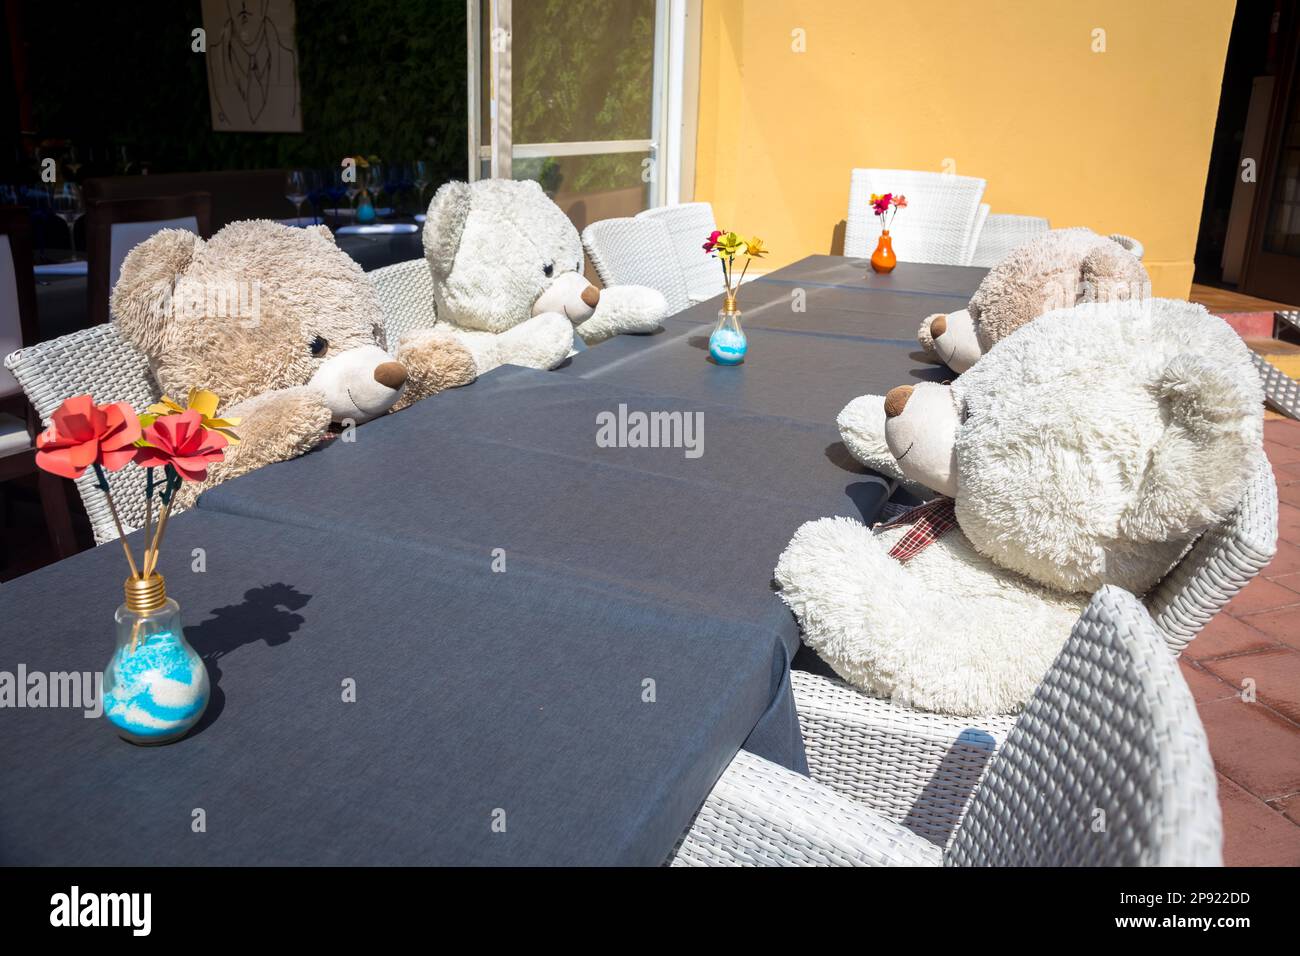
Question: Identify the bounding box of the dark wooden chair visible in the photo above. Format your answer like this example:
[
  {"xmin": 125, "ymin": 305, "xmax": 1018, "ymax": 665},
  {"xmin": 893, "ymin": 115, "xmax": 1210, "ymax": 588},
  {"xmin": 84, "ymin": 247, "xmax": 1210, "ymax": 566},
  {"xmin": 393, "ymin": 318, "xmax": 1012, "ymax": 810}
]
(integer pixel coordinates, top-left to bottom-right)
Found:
[
  {"xmin": 85, "ymin": 192, "xmax": 212, "ymax": 327},
  {"xmin": 0, "ymin": 205, "xmax": 78, "ymax": 563}
]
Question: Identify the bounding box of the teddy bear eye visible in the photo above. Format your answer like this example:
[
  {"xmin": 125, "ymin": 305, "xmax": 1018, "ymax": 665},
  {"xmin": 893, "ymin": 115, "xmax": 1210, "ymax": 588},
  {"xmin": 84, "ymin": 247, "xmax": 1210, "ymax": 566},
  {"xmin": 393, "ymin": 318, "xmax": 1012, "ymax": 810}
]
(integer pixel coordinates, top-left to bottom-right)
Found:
[
  {"xmin": 543, "ymin": 262, "xmax": 554, "ymax": 278},
  {"xmin": 310, "ymin": 335, "xmax": 328, "ymax": 357}
]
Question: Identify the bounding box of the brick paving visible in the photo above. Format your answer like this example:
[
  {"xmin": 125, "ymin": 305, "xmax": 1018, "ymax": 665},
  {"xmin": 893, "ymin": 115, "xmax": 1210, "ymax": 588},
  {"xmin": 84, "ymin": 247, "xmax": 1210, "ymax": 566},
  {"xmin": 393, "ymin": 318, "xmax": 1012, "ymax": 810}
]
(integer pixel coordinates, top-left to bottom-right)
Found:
[{"xmin": 1180, "ymin": 415, "xmax": 1300, "ymax": 866}]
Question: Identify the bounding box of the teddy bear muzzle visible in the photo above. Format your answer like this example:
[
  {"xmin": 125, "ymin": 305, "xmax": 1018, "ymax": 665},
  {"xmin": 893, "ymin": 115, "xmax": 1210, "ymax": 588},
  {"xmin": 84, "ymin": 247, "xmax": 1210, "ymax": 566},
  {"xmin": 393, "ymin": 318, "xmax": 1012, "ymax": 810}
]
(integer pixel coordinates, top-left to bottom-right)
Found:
[
  {"xmin": 308, "ymin": 344, "xmax": 408, "ymax": 424},
  {"xmin": 930, "ymin": 307, "xmax": 982, "ymax": 373},
  {"xmin": 883, "ymin": 382, "xmax": 961, "ymax": 498},
  {"xmin": 532, "ymin": 270, "xmax": 600, "ymax": 325}
]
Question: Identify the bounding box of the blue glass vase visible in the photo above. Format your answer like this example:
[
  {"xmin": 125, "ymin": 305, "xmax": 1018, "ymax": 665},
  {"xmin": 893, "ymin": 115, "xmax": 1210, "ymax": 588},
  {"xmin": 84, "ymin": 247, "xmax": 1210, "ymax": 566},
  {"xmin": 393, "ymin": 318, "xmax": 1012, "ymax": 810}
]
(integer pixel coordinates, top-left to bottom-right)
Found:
[
  {"xmin": 709, "ymin": 297, "xmax": 747, "ymax": 365},
  {"xmin": 103, "ymin": 574, "xmax": 209, "ymax": 745}
]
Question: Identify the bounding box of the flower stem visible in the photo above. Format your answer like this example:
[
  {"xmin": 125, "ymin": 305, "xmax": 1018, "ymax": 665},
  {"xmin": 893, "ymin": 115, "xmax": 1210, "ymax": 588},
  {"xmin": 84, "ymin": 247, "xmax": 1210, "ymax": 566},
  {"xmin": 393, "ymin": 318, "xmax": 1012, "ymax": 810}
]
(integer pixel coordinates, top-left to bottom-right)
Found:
[
  {"xmin": 143, "ymin": 466, "xmax": 181, "ymax": 578},
  {"xmin": 94, "ymin": 464, "xmax": 140, "ymax": 579}
]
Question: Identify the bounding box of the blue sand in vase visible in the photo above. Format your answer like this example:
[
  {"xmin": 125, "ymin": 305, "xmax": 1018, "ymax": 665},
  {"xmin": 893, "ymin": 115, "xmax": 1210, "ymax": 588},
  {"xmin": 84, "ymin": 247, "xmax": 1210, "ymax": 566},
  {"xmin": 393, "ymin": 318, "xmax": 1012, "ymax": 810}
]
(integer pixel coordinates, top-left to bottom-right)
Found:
[
  {"xmin": 709, "ymin": 327, "xmax": 747, "ymax": 365},
  {"xmin": 103, "ymin": 631, "xmax": 209, "ymax": 743}
]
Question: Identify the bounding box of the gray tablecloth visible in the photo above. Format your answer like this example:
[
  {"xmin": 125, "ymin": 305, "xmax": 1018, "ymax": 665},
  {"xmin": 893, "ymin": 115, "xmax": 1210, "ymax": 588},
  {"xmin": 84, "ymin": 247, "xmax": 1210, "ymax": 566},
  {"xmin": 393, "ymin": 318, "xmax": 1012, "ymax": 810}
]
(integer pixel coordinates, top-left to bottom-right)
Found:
[
  {"xmin": 4, "ymin": 254, "xmax": 980, "ymax": 866},
  {"xmin": 0, "ymin": 510, "xmax": 801, "ymax": 865},
  {"xmin": 554, "ymin": 258, "xmax": 985, "ymax": 424},
  {"xmin": 197, "ymin": 366, "xmax": 886, "ymax": 652}
]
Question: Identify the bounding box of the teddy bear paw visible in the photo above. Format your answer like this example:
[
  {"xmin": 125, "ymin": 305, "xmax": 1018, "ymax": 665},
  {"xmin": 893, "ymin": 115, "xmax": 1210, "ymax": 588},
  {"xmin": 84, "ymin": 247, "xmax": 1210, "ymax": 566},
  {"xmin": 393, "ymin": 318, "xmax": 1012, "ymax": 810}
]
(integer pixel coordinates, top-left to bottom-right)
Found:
[
  {"xmin": 492, "ymin": 312, "xmax": 575, "ymax": 370},
  {"xmin": 575, "ymin": 285, "xmax": 667, "ymax": 345}
]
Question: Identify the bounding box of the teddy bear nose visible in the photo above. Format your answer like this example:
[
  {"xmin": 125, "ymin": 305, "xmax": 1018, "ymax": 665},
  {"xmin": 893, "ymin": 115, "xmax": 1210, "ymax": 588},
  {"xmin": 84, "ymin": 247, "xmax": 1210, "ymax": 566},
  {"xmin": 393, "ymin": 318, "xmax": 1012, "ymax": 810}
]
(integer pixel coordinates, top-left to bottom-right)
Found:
[
  {"xmin": 373, "ymin": 361, "xmax": 408, "ymax": 390},
  {"xmin": 884, "ymin": 385, "xmax": 914, "ymax": 419},
  {"xmin": 581, "ymin": 285, "xmax": 600, "ymax": 308},
  {"xmin": 930, "ymin": 314, "xmax": 948, "ymax": 339}
]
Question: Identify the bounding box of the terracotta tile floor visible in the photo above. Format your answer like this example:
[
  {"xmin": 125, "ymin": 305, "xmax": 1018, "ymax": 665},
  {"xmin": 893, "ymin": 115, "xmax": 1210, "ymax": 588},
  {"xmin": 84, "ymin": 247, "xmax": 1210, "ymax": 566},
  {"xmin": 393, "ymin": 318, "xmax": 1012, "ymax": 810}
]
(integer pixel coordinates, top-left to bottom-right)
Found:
[{"xmin": 1180, "ymin": 414, "xmax": 1300, "ymax": 866}]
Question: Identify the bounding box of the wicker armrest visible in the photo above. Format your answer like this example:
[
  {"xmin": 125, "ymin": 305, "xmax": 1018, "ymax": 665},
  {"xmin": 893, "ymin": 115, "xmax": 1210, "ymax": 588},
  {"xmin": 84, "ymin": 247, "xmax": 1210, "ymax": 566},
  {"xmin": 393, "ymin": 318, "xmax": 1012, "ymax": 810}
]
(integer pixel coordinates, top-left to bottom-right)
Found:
[
  {"xmin": 669, "ymin": 750, "xmax": 941, "ymax": 867},
  {"xmin": 790, "ymin": 670, "xmax": 1016, "ymax": 847}
]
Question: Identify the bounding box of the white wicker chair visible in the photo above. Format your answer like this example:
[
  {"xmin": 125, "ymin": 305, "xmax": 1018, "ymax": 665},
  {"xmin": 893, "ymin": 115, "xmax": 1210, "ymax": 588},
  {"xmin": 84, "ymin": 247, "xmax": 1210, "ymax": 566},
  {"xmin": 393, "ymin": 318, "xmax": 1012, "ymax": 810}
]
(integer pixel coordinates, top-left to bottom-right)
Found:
[
  {"xmin": 734, "ymin": 460, "xmax": 1273, "ymax": 850},
  {"xmin": 636, "ymin": 201, "xmax": 719, "ymax": 304},
  {"xmin": 1146, "ymin": 458, "xmax": 1278, "ymax": 651},
  {"xmin": 5, "ymin": 324, "xmax": 158, "ymax": 542},
  {"xmin": 843, "ymin": 169, "xmax": 987, "ymax": 266},
  {"xmin": 581, "ymin": 217, "xmax": 693, "ymax": 316},
  {"xmin": 672, "ymin": 587, "xmax": 1223, "ymax": 866},
  {"xmin": 1255, "ymin": 310, "xmax": 1300, "ymax": 419},
  {"xmin": 970, "ymin": 213, "xmax": 1051, "ymax": 267},
  {"xmin": 964, "ymin": 203, "xmax": 990, "ymax": 266},
  {"xmin": 370, "ymin": 258, "xmax": 439, "ymax": 346}
]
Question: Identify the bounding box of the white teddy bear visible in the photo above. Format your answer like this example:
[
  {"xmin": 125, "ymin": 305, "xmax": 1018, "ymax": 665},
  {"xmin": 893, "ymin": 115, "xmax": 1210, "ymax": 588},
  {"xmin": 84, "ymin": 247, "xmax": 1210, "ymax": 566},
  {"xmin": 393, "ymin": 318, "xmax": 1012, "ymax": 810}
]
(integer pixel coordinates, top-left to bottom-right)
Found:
[
  {"xmin": 839, "ymin": 229, "xmax": 1148, "ymax": 493},
  {"xmin": 775, "ymin": 298, "xmax": 1263, "ymax": 715},
  {"xmin": 422, "ymin": 178, "xmax": 667, "ymax": 373}
]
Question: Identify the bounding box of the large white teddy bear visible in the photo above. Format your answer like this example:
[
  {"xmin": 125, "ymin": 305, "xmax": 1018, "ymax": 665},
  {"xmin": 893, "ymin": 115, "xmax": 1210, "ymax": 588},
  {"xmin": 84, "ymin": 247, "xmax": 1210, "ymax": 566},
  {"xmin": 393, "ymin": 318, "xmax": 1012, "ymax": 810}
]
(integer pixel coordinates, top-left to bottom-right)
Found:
[
  {"xmin": 422, "ymin": 178, "xmax": 667, "ymax": 373},
  {"xmin": 775, "ymin": 298, "xmax": 1263, "ymax": 715},
  {"xmin": 840, "ymin": 229, "xmax": 1148, "ymax": 490}
]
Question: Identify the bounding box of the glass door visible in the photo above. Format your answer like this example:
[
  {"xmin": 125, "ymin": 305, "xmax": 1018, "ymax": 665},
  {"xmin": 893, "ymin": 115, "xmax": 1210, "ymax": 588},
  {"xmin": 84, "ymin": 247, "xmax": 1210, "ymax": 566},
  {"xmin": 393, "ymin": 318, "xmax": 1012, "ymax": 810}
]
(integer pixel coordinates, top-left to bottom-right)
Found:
[{"xmin": 468, "ymin": 0, "xmax": 674, "ymax": 232}]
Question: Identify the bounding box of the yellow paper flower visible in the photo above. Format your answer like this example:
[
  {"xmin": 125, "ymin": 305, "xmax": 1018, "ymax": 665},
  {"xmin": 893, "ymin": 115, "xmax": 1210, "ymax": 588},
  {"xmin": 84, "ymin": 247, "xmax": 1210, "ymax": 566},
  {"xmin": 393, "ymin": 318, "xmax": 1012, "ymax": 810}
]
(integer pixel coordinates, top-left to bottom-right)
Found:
[
  {"xmin": 746, "ymin": 237, "xmax": 769, "ymax": 258},
  {"xmin": 142, "ymin": 388, "xmax": 241, "ymax": 444},
  {"xmin": 717, "ymin": 231, "xmax": 748, "ymax": 257}
]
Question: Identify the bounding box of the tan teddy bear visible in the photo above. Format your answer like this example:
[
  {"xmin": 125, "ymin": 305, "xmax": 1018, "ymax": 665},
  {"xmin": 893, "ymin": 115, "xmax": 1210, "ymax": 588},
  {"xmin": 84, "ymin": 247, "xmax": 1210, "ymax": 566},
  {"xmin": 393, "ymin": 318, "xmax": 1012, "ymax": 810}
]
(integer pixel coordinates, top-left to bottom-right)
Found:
[{"xmin": 111, "ymin": 220, "xmax": 477, "ymax": 507}]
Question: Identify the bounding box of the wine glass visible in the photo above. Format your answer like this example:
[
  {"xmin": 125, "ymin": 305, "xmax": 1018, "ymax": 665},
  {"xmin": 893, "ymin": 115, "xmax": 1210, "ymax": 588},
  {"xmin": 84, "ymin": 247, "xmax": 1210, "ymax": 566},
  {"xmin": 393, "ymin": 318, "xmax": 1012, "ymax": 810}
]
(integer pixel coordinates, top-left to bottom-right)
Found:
[
  {"xmin": 285, "ymin": 169, "xmax": 311, "ymax": 225},
  {"xmin": 413, "ymin": 159, "xmax": 432, "ymax": 210},
  {"xmin": 325, "ymin": 167, "xmax": 348, "ymax": 223},
  {"xmin": 344, "ymin": 162, "xmax": 363, "ymax": 213},
  {"xmin": 365, "ymin": 162, "xmax": 385, "ymax": 214},
  {"xmin": 51, "ymin": 182, "xmax": 84, "ymax": 260}
]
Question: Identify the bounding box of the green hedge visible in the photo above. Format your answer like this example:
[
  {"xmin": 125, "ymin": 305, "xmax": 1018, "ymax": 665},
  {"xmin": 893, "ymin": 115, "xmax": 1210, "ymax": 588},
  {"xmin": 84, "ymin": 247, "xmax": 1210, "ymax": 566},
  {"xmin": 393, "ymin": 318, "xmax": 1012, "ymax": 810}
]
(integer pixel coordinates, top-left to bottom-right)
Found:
[{"xmin": 21, "ymin": 0, "xmax": 467, "ymax": 180}]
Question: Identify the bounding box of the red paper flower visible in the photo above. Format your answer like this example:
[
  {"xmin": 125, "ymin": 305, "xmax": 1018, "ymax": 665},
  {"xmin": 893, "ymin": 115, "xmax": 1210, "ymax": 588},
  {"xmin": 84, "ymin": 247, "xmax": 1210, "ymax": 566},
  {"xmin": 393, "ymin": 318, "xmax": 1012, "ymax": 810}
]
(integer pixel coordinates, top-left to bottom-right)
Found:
[
  {"xmin": 871, "ymin": 193, "xmax": 893, "ymax": 216},
  {"xmin": 134, "ymin": 410, "xmax": 229, "ymax": 482},
  {"xmin": 702, "ymin": 229, "xmax": 724, "ymax": 253},
  {"xmin": 35, "ymin": 395, "xmax": 142, "ymax": 479}
]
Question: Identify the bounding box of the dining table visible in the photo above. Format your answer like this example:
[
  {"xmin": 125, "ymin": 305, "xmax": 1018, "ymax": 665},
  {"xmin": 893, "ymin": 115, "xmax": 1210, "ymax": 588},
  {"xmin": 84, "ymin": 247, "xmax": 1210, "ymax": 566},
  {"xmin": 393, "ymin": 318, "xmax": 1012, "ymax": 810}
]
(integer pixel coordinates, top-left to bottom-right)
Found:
[{"xmin": 0, "ymin": 254, "xmax": 987, "ymax": 865}]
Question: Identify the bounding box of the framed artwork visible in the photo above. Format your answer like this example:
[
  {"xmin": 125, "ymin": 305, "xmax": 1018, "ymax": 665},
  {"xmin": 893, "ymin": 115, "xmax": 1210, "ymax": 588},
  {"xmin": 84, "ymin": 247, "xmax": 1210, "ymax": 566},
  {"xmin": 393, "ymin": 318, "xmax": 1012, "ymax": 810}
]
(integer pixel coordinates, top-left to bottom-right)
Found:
[{"xmin": 203, "ymin": 0, "xmax": 302, "ymax": 132}]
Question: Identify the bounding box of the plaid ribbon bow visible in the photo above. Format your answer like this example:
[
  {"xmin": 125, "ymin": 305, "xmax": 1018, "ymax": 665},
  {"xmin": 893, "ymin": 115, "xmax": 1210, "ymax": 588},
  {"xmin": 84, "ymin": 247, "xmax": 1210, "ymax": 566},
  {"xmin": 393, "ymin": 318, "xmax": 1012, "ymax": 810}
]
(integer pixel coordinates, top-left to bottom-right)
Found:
[{"xmin": 881, "ymin": 497, "xmax": 958, "ymax": 563}]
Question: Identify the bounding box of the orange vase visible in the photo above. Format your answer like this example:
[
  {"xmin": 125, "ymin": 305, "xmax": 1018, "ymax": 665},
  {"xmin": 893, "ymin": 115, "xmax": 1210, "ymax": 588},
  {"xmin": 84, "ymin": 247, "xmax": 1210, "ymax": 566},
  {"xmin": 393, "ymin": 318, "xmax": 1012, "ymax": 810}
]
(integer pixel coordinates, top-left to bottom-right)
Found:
[{"xmin": 870, "ymin": 230, "xmax": 897, "ymax": 273}]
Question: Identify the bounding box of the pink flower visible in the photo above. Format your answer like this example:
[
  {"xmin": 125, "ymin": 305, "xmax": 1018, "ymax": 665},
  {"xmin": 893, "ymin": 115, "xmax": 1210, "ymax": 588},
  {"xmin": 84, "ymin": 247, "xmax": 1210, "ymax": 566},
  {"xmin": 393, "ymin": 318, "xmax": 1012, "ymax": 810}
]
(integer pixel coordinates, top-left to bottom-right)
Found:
[
  {"xmin": 871, "ymin": 193, "xmax": 892, "ymax": 216},
  {"xmin": 35, "ymin": 395, "xmax": 142, "ymax": 480},
  {"xmin": 892, "ymin": 195, "xmax": 908, "ymax": 209},
  {"xmin": 702, "ymin": 229, "xmax": 724, "ymax": 253},
  {"xmin": 134, "ymin": 410, "xmax": 229, "ymax": 482}
]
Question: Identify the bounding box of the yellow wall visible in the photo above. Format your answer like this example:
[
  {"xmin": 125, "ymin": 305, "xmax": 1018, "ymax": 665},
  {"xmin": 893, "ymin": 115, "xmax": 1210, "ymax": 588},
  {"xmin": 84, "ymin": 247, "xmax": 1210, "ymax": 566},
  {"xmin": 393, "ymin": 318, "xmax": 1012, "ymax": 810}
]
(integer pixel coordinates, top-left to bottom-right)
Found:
[{"xmin": 693, "ymin": 0, "xmax": 1237, "ymax": 297}]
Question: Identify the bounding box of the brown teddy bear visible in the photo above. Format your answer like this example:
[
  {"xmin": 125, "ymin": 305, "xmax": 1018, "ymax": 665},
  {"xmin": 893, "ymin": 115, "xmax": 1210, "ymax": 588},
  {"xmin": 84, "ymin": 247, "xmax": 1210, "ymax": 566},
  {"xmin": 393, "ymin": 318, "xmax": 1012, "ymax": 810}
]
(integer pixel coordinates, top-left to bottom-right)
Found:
[{"xmin": 111, "ymin": 220, "xmax": 477, "ymax": 507}]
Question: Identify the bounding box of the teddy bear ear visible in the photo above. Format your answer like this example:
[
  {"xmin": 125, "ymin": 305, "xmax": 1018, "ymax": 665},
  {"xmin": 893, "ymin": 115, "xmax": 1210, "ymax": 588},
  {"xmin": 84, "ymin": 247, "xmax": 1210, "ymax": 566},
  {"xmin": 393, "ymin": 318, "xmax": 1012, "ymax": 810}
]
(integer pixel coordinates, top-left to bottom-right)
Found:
[
  {"xmin": 423, "ymin": 180, "xmax": 473, "ymax": 280},
  {"xmin": 1121, "ymin": 351, "xmax": 1264, "ymax": 542},
  {"xmin": 1079, "ymin": 239, "xmax": 1150, "ymax": 306},
  {"xmin": 111, "ymin": 228, "xmax": 205, "ymax": 356}
]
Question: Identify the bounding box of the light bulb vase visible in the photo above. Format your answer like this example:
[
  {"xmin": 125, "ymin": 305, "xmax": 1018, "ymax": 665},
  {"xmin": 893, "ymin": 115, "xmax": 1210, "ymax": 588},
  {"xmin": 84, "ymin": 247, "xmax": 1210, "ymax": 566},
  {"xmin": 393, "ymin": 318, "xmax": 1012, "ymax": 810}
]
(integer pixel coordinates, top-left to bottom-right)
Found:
[
  {"xmin": 709, "ymin": 296, "xmax": 747, "ymax": 365},
  {"xmin": 103, "ymin": 574, "xmax": 209, "ymax": 746}
]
